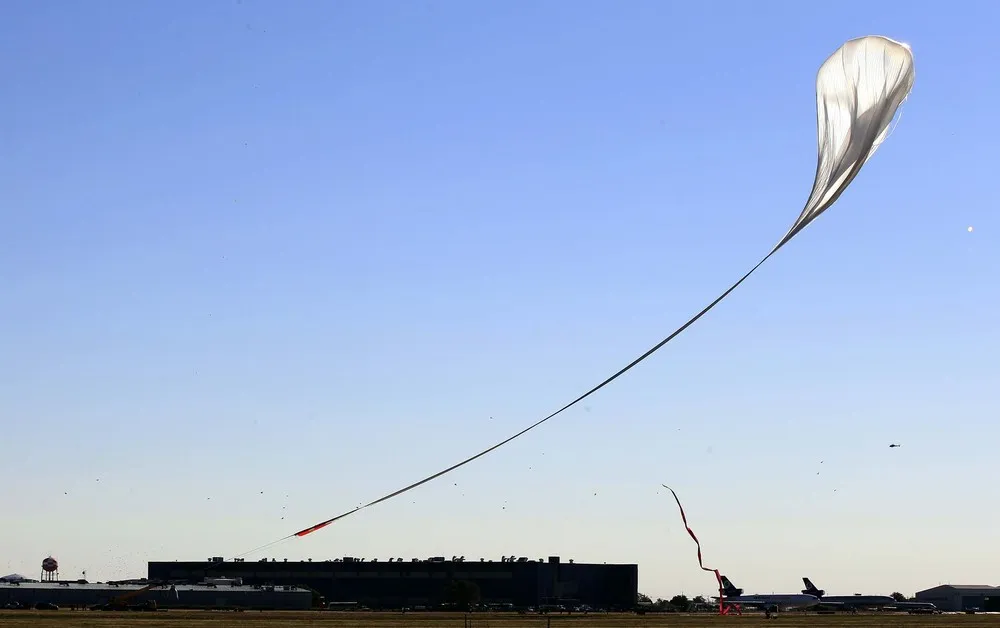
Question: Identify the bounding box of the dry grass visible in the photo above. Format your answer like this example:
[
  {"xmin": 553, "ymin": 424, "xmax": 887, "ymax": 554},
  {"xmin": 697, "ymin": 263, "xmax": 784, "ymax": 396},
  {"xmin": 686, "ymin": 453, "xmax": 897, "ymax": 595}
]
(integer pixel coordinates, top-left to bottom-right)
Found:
[{"xmin": 1, "ymin": 610, "xmax": 997, "ymax": 628}]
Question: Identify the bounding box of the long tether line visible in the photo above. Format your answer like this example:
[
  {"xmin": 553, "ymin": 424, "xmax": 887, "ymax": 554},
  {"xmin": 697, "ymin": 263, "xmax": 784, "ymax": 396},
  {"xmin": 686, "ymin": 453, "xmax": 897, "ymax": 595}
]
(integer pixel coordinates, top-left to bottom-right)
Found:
[{"xmin": 230, "ymin": 244, "xmax": 784, "ymax": 560}]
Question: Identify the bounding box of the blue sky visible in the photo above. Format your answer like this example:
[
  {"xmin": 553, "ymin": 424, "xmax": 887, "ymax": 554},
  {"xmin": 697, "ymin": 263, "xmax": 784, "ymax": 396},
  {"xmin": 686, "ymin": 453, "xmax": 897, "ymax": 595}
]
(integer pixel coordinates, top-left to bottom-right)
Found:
[{"xmin": 1, "ymin": 0, "xmax": 997, "ymax": 599}]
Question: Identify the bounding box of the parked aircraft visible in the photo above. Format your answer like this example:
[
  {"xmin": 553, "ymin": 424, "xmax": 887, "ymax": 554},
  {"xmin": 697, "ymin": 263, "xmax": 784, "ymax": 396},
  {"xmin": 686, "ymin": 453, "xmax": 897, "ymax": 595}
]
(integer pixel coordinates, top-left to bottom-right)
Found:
[
  {"xmin": 801, "ymin": 577, "xmax": 896, "ymax": 610},
  {"xmin": 890, "ymin": 601, "xmax": 939, "ymax": 613},
  {"xmin": 717, "ymin": 576, "xmax": 819, "ymax": 614}
]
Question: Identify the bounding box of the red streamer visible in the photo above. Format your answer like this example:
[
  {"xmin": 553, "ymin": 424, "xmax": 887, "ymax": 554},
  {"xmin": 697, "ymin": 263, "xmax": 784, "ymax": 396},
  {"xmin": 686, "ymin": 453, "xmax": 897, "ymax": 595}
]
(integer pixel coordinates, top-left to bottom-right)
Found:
[{"xmin": 662, "ymin": 484, "xmax": 737, "ymax": 615}]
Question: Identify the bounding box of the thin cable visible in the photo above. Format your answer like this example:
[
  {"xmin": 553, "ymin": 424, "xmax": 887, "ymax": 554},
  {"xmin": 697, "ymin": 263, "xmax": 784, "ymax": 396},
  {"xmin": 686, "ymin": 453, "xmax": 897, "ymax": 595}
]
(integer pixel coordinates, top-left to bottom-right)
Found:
[{"xmin": 229, "ymin": 245, "xmax": 782, "ymax": 559}]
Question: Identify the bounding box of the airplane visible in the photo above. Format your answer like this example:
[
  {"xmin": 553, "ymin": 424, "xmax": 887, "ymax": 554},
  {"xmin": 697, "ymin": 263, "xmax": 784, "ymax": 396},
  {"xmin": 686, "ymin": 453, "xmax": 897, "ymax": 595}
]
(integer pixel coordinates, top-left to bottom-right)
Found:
[
  {"xmin": 716, "ymin": 576, "xmax": 820, "ymax": 615},
  {"xmin": 801, "ymin": 577, "xmax": 896, "ymax": 611},
  {"xmin": 888, "ymin": 601, "xmax": 939, "ymax": 614}
]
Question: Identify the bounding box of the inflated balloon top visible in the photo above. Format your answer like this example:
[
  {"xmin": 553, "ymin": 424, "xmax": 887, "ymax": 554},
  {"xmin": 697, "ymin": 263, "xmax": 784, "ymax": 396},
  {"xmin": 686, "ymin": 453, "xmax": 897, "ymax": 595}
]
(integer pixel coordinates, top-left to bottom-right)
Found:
[
  {"xmin": 779, "ymin": 35, "xmax": 915, "ymax": 250},
  {"xmin": 232, "ymin": 35, "xmax": 916, "ymax": 558}
]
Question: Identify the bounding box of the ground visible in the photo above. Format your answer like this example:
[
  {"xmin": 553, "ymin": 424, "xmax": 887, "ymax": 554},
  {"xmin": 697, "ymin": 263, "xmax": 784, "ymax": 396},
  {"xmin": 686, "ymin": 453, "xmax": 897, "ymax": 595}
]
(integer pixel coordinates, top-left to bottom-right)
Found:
[{"xmin": 1, "ymin": 611, "xmax": 997, "ymax": 628}]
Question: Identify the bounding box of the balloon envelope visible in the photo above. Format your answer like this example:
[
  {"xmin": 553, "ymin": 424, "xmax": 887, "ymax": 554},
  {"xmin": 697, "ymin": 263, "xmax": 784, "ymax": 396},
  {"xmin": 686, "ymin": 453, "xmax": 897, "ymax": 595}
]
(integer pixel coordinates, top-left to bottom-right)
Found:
[{"xmin": 778, "ymin": 35, "xmax": 915, "ymax": 250}]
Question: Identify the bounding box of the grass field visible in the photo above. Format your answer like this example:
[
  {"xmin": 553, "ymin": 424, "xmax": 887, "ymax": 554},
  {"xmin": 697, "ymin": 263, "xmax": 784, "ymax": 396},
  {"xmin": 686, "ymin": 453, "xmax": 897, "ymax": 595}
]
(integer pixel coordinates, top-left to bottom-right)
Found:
[{"xmin": 1, "ymin": 611, "xmax": 997, "ymax": 628}]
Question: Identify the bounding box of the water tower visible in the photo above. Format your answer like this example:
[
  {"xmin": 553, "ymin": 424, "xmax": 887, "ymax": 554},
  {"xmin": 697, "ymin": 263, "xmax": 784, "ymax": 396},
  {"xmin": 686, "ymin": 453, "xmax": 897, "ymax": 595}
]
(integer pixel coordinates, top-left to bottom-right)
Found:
[{"xmin": 41, "ymin": 556, "xmax": 59, "ymax": 582}]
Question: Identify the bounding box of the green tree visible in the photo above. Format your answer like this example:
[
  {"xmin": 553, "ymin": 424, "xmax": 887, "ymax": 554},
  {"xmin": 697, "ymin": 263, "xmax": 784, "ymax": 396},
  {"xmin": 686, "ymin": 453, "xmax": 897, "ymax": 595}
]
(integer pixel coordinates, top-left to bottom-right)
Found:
[
  {"xmin": 891, "ymin": 592, "xmax": 907, "ymax": 602},
  {"xmin": 637, "ymin": 593, "xmax": 653, "ymax": 605},
  {"xmin": 692, "ymin": 595, "xmax": 707, "ymax": 605},
  {"xmin": 669, "ymin": 594, "xmax": 690, "ymax": 611}
]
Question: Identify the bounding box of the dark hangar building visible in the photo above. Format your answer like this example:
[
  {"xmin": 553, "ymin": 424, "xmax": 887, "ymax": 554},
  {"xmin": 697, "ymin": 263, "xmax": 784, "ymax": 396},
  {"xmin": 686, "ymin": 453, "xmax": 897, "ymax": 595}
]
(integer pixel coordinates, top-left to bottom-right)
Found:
[
  {"xmin": 914, "ymin": 585, "xmax": 1000, "ymax": 612},
  {"xmin": 148, "ymin": 555, "xmax": 638, "ymax": 610}
]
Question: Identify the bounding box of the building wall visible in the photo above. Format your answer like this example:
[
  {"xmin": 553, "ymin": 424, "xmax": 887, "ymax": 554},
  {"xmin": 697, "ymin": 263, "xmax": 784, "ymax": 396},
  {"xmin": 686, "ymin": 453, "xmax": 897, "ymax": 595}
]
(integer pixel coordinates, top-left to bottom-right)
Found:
[
  {"xmin": 914, "ymin": 591, "xmax": 955, "ymax": 611},
  {"xmin": 0, "ymin": 584, "xmax": 311, "ymax": 610},
  {"xmin": 914, "ymin": 586, "xmax": 1000, "ymax": 612},
  {"xmin": 164, "ymin": 588, "xmax": 311, "ymax": 609},
  {"xmin": 536, "ymin": 563, "xmax": 638, "ymax": 608},
  {"xmin": 148, "ymin": 559, "xmax": 638, "ymax": 609}
]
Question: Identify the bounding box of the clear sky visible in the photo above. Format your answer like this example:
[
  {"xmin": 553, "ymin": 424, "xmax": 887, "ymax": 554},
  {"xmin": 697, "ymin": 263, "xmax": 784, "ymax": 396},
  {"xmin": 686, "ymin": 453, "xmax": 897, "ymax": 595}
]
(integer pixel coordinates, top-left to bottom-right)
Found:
[{"xmin": 1, "ymin": 0, "xmax": 997, "ymax": 600}]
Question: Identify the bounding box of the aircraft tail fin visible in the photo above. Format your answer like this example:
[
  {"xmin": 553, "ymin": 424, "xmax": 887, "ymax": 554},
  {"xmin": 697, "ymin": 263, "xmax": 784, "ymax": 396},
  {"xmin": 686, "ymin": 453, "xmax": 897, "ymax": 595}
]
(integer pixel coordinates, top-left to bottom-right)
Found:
[
  {"xmin": 802, "ymin": 577, "xmax": 825, "ymax": 597},
  {"xmin": 720, "ymin": 575, "xmax": 743, "ymax": 597}
]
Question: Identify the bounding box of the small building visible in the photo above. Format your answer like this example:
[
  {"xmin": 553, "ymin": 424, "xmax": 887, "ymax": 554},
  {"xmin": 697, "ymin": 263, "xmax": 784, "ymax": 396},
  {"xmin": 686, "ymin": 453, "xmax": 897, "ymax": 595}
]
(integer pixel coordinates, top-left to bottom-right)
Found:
[
  {"xmin": 0, "ymin": 580, "xmax": 311, "ymax": 610},
  {"xmin": 914, "ymin": 585, "xmax": 1000, "ymax": 612}
]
